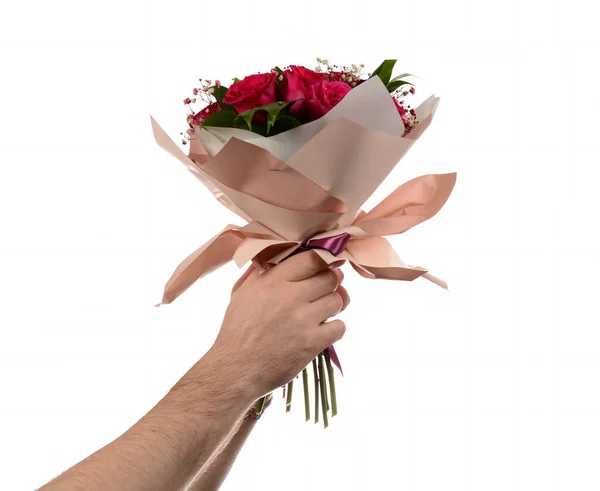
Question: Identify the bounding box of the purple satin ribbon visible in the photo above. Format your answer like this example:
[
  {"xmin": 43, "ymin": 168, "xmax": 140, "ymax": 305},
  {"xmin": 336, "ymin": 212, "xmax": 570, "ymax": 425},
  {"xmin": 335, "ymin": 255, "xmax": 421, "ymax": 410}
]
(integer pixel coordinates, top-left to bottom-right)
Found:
[
  {"xmin": 327, "ymin": 345, "xmax": 343, "ymax": 376},
  {"xmin": 301, "ymin": 232, "xmax": 351, "ymax": 376},
  {"xmin": 305, "ymin": 232, "xmax": 351, "ymax": 256}
]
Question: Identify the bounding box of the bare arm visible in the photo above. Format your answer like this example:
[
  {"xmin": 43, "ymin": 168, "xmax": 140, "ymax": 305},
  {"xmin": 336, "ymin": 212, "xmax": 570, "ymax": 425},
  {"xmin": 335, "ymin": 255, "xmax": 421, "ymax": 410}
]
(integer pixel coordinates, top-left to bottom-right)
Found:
[
  {"xmin": 39, "ymin": 351, "xmax": 256, "ymax": 491},
  {"xmin": 187, "ymin": 396, "xmax": 272, "ymax": 491},
  {"xmin": 39, "ymin": 252, "xmax": 349, "ymax": 491}
]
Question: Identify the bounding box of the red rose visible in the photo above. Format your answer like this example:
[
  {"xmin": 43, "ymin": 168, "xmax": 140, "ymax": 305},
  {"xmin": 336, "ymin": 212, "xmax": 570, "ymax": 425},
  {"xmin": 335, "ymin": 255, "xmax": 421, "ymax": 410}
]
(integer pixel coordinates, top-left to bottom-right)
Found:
[
  {"xmin": 191, "ymin": 102, "xmax": 221, "ymax": 126},
  {"xmin": 281, "ymin": 65, "xmax": 326, "ymax": 116},
  {"xmin": 304, "ymin": 81, "xmax": 352, "ymax": 120},
  {"xmin": 222, "ymin": 72, "xmax": 278, "ymax": 113}
]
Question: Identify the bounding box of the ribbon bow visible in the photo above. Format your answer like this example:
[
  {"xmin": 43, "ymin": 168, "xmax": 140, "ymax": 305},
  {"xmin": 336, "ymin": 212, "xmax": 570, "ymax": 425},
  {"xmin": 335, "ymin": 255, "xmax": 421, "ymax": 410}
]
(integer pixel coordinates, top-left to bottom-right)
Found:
[{"xmin": 305, "ymin": 232, "xmax": 352, "ymax": 257}]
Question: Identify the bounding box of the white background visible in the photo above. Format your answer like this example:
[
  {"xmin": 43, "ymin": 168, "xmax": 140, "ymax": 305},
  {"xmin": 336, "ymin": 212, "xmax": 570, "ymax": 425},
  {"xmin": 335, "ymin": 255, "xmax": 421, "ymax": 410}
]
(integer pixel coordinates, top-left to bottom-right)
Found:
[{"xmin": 1, "ymin": 0, "xmax": 600, "ymax": 489}]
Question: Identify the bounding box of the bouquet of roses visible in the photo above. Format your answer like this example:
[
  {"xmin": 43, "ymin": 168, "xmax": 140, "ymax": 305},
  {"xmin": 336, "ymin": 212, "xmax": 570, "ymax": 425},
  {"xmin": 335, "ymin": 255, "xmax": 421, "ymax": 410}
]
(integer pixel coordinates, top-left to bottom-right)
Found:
[{"xmin": 151, "ymin": 58, "xmax": 456, "ymax": 428}]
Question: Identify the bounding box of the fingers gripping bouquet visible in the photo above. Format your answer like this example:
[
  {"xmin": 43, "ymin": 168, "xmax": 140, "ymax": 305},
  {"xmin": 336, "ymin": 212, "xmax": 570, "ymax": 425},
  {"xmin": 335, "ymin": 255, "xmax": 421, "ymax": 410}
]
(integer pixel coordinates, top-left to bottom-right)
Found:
[{"xmin": 151, "ymin": 59, "xmax": 457, "ymax": 428}]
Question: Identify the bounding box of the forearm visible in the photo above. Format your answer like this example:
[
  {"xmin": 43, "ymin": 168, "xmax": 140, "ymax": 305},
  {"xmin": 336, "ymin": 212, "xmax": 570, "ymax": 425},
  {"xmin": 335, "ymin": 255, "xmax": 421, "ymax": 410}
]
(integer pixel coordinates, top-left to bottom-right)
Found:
[
  {"xmin": 187, "ymin": 416, "xmax": 257, "ymax": 491},
  {"xmin": 40, "ymin": 353, "xmax": 254, "ymax": 491},
  {"xmin": 188, "ymin": 396, "xmax": 271, "ymax": 491}
]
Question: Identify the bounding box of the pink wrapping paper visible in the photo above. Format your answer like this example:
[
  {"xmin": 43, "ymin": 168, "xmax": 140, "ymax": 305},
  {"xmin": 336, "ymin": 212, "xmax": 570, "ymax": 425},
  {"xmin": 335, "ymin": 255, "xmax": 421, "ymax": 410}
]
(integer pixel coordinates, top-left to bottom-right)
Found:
[{"xmin": 151, "ymin": 76, "xmax": 456, "ymax": 306}]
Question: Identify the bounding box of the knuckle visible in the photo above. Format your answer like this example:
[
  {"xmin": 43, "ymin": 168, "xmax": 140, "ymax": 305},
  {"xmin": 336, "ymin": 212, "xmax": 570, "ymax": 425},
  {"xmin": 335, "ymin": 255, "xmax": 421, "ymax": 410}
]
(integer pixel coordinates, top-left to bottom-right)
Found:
[
  {"xmin": 332, "ymin": 292, "xmax": 344, "ymax": 311},
  {"xmin": 306, "ymin": 251, "xmax": 321, "ymax": 268},
  {"xmin": 290, "ymin": 250, "xmax": 317, "ymax": 273},
  {"xmin": 328, "ymin": 320, "xmax": 346, "ymax": 342},
  {"xmin": 327, "ymin": 269, "xmax": 338, "ymax": 288}
]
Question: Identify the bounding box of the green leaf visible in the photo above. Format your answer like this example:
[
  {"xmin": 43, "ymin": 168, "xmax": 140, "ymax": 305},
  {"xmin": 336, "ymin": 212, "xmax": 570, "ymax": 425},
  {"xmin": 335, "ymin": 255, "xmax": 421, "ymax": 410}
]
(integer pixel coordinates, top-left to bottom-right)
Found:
[
  {"xmin": 390, "ymin": 73, "xmax": 415, "ymax": 81},
  {"xmin": 245, "ymin": 123, "xmax": 268, "ymax": 136},
  {"xmin": 211, "ymin": 85, "xmax": 237, "ymax": 112},
  {"xmin": 274, "ymin": 66, "xmax": 284, "ymax": 75},
  {"xmin": 271, "ymin": 115, "xmax": 301, "ymax": 135},
  {"xmin": 212, "ymin": 85, "xmax": 228, "ymax": 102},
  {"xmin": 232, "ymin": 77, "xmax": 241, "ymax": 83},
  {"xmin": 387, "ymin": 80, "xmax": 412, "ymax": 93},
  {"xmin": 385, "ymin": 72, "xmax": 417, "ymax": 93},
  {"xmin": 234, "ymin": 100, "xmax": 294, "ymax": 134},
  {"xmin": 369, "ymin": 59, "xmax": 397, "ymax": 86},
  {"xmin": 200, "ymin": 110, "xmax": 238, "ymax": 128}
]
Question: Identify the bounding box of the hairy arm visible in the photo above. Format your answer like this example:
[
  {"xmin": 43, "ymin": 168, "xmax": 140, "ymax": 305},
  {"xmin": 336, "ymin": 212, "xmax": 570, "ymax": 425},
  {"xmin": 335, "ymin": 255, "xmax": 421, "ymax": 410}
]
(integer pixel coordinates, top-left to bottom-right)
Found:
[
  {"xmin": 40, "ymin": 352, "xmax": 255, "ymax": 491},
  {"xmin": 39, "ymin": 252, "xmax": 350, "ymax": 491},
  {"xmin": 187, "ymin": 396, "xmax": 272, "ymax": 491}
]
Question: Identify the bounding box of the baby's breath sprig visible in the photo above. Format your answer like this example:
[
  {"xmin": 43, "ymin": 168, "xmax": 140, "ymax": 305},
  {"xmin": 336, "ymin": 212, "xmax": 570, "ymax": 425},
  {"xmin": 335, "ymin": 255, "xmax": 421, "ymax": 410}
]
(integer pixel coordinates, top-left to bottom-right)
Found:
[
  {"xmin": 392, "ymin": 91, "xmax": 419, "ymax": 135},
  {"xmin": 180, "ymin": 78, "xmax": 222, "ymax": 145},
  {"xmin": 315, "ymin": 57, "xmax": 365, "ymax": 87}
]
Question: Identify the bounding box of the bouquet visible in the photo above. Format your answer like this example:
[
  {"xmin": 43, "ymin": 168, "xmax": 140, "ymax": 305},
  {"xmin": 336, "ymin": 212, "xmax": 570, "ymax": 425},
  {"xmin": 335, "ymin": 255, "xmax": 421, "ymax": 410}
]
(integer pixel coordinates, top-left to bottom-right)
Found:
[{"xmin": 151, "ymin": 58, "xmax": 456, "ymax": 428}]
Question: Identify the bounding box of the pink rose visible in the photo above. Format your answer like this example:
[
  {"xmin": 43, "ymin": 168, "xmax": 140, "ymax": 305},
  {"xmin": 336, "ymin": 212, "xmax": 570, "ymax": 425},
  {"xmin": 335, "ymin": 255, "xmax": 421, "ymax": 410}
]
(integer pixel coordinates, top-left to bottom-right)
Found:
[
  {"xmin": 281, "ymin": 65, "xmax": 326, "ymax": 116},
  {"xmin": 304, "ymin": 81, "xmax": 352, "ymax": 120},
  {"xmin": 222, "ymin": 72, "xmax": 278, "ymax": 113}
]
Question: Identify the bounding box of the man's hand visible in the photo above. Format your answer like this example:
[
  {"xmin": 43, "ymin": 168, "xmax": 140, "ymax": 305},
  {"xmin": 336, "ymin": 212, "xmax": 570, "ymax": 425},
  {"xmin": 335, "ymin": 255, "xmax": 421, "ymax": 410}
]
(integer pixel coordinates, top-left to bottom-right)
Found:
[
  {"xmin": 39, "ymin": 251, "xmax": 350, "ymax": 491},
  {"xmin": 207, "ymin": 250, "xmax": 350, "ymax": 403}
]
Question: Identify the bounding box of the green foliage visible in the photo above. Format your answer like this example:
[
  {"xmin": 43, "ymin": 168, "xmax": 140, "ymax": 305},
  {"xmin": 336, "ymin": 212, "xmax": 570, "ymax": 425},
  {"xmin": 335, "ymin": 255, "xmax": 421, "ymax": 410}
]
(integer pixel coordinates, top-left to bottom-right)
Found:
[
  {"xmin": 199, "ymin": 110, "xmax": 238, "ymax": 128},
  {"xmin": 269, "ymin": 115, "xmax": 301, "ymax": 135},
  {"xmin": 210, "ymin": 85, "xmax": 237, "ymax": 112},
  {"xmin": 387, "ymin": 79, "xmax": 412, "ymax": 93},
  {"xmin": 369, "ymin": 59, "xmax": 397, "ymax": 86},
  {"xmin": 234, "ymin": 100, "xmax": 294, "ymax": 134}
]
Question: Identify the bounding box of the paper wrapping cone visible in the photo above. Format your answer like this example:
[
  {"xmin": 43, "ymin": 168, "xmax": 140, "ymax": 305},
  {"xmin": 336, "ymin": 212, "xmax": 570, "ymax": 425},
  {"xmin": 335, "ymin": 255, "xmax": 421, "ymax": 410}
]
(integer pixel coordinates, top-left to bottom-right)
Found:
[{"xmin": 151, "ymin": 76, "xmax": 455, "ymax": 305}]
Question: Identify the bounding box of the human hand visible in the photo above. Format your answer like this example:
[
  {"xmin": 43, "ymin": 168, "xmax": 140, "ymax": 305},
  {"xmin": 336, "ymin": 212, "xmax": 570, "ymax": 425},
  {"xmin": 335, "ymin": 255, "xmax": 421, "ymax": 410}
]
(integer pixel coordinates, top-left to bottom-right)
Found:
[{"xmin": 206, "ymin": 251, "xmax": 350, "ymax": 404}]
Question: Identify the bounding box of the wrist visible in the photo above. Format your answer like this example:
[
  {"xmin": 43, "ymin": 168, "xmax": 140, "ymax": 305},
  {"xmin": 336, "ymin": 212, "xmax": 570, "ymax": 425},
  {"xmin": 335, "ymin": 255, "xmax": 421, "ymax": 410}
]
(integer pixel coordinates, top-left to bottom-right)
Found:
[
  {"xmin": 168, "ymin": 349, "xmax": 256, "ymax": 421},
  {"xmin": 244, "ymin": 393, "xmax": 273, "ymax": 422}
]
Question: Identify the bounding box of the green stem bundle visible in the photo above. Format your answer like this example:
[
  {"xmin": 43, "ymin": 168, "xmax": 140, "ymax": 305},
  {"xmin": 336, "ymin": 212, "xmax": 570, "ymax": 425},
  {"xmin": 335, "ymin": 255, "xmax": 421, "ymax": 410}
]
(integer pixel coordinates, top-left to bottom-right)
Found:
[
  {"xmin": 318, "ymin": 352, "xmax": 329, "ymax": 428},
  {"xmin": 324, "ymin": 349, "xmax": 338, "ymax": 417},
  {"xmin": 286, "ymin": 380, "xmax": 293, "ymax": 412},
  {"xmin": 255, "ymin": 395, "xmax": 266, "ymax": 416},
  {"xmin": 312, "ymin": 358, "xmax": 320, "ymax": 424},
  {"xmin": 302, "ymin": 368, "xmax": 310, "ymax": 421},
  {"xmin": 259, "ymin": 352, "xmax": 338, "ymax": 427}
]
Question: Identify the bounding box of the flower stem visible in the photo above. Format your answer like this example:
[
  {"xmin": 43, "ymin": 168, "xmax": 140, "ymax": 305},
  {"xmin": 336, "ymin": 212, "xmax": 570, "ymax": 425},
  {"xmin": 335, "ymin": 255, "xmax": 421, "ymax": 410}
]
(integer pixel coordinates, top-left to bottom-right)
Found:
[
  {"xmin": 302, "ymin": 367, "xmax": 310, "ymax": 421},
  {"xmin": 286, "ymin": 380, "xmax": 293, "ymax": 413},
  {"xmin": 324, "ymin": 349, "xmax": 338, "ymax": 417},
  {"xmin": 255, "ymin": 396, "xmax": 266, "ymax": 416},
  {"xmin": 322, "ymin": 352, "xmax": 329, "ymax": 412},
  {"xmin": 318, "ymin": 352, "xmax": 329, "ymax": 429},
  {"xmin": 312, "ymin": 358, "xmax": 320, "ymax": 424}
]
